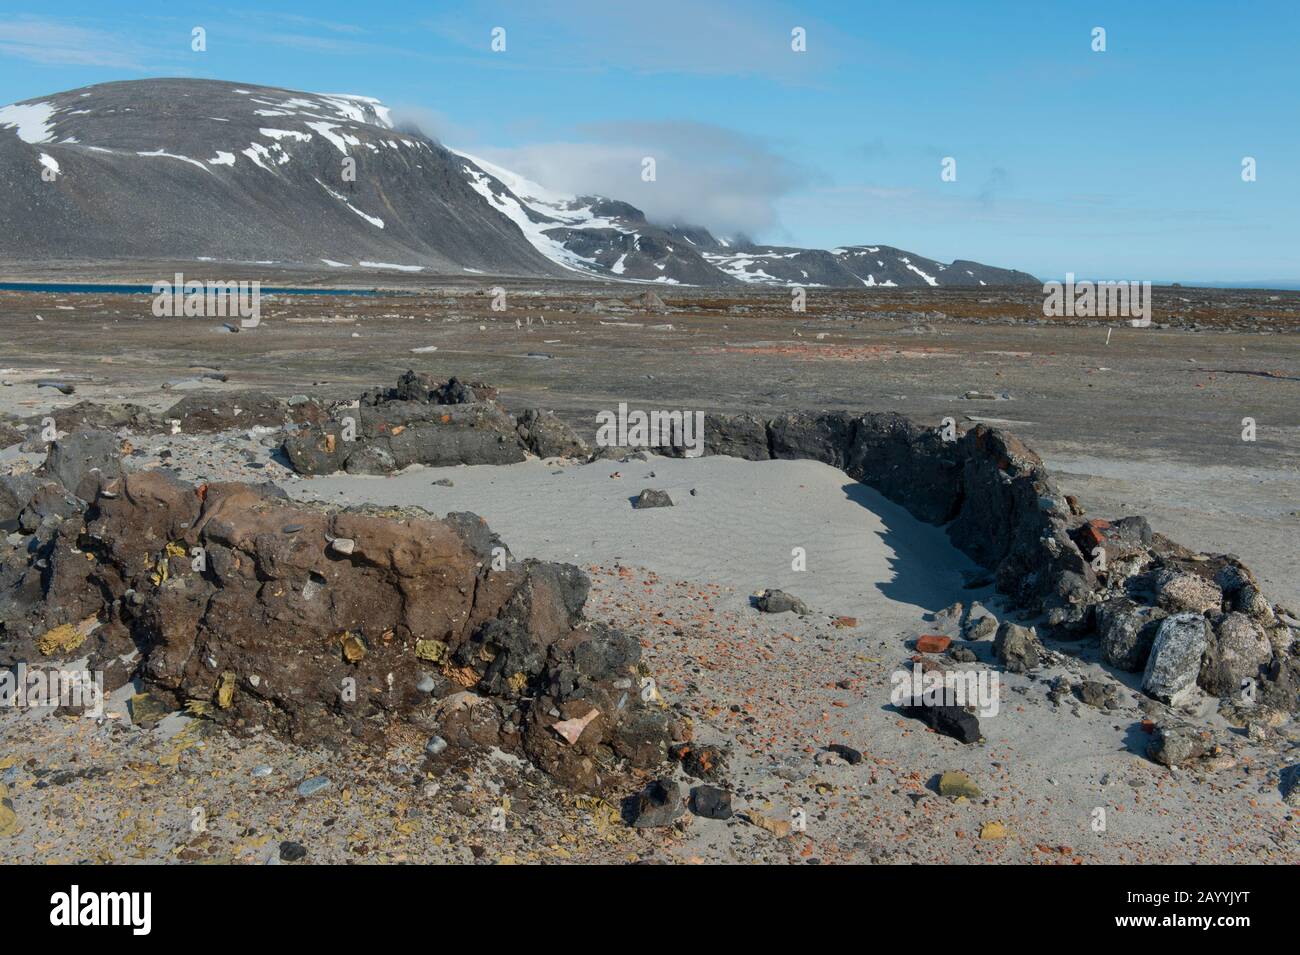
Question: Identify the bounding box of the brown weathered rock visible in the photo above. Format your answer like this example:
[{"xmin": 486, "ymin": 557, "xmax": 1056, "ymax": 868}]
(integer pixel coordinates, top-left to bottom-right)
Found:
[{"xmin": 2, "ymin": 467, "xmax": 670, "ymax": 790}]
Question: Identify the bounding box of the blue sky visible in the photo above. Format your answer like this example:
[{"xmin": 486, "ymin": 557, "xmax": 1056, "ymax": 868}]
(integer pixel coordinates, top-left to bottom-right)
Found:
[{"xmin": 2, "ymin": 1, "xmax": 1297, "ymax": 284}]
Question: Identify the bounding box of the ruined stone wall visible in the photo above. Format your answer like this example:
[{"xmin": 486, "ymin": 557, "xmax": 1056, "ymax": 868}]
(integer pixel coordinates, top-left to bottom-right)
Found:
[
  {"xmin": 666, "ymin": 410, "xmax": 1295, "ymax": 713},
  {"xmin": 2, "ymin": 378, "xmax": 1294, "ymax": 797},
  {"xmin": 1, "ymin": 457, "xmax": 672, "ymax": 793},
  {"xmin": 269, "ymin": 381, "xmax": 1295, "ymax": 715}
]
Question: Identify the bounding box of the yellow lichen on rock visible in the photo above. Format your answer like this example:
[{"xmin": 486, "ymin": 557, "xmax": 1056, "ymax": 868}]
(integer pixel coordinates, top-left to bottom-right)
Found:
[
  {"xmin": 216, "ymin": 671, "xmax": 237, "ymax": 709},
  {"xmin": 414, "ymin": 639, "xmax": 447, "ymax": 663},
  {"xmin": 37, "ymin": 616, "xmax": 99, "ymax": 656}
]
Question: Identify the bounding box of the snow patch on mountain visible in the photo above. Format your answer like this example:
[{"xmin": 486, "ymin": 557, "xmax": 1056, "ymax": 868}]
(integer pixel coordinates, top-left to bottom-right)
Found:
[
  {"xmin": 900, "ymin": 257, "xmax": 938, "ymax": 286},
  {"xmin": 452, "ymin": 149, "xmax": 617, "ymax": 275},
  {"xmin": 359, "ymin": 260, "xmax": 422, "ymax": 272},
  {"xmin": 0, "ymin": 102, "xmax": 56, "ymax": 144},
  {"xmin": 703, "ymin": 253, "xmax": 782, "ymax": 284},
  {"xmin": 313, "ymin": 177, "xmax": 385, "ymax": 228},
  {"xmin": 136, "ymin": 149, "xmax": 212, "ymax": 173}
]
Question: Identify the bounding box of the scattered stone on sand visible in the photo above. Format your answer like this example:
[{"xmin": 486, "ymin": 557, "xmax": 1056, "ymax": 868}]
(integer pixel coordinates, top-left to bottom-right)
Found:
[
  {"xmin": 993, "ymin": 622, "xmax": 1043, "ymax": 673},
  {"xmin": 932, "ymin": 601, "xmax": 963, "ymax": 621},
  {"xmin": 625, "ymin": 779, "xmax": 685, "ymax": 828},
  {"xmin": 127, "ymin": 693, "xmax": 169, "ymax": 726},
  {"xmin": 296, "ymin": 776, "xmax": 331, "ymax": 797},
  {"xmin": 962, "ymin": 614, "xmax": 998, "ymax": 641},
  {"xmin": 979, "ymin": 820, "xmax": 1008, "ymax": 839},
  {"xmin": 688, "ymin": 785, "xmax": 734, "ymax": 820},
  {"xmin": 745, "ymin": 811, "xmax": 792, "ymax": 838},
  {"xmin": 1076, "ymin": 680, "xmax": 1123, "ymax": 710},
  {"xmin": 1146, "ymin": 722, "xmax": 1214, "ymax": 769},
  {"xmin": 938, "ymin": 770, "xmax": 981, "ymax": 799},
  {"xmin": 899, "ymin": 702, "xmax": 982, "ymax": 744},
  {"xmin": 826, "ymin": 743, "xmax": 863, "ymax": 765},
  {"xmin": 632, "ymin": 488, "xmax": 673, "ymax": 509},
  {"xmin": 1046, "ymin": 676, "xmax": 1073, "ymax": 706},
  {"xmin": 755, "ymin": 589, "xmax": 809, "ymax": 615}
]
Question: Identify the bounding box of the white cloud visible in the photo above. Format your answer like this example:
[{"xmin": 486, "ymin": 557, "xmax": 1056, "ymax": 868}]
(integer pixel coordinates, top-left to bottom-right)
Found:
[{"xmin": 465, "ymin": 120, "xmax": 811, "ymax": 238}]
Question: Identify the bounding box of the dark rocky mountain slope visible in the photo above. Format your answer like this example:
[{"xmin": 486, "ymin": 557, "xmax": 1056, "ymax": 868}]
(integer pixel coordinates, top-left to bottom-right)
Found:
[{"xmin": 0, "ymin": 78, "xmax": 1038, "ymax": 287}]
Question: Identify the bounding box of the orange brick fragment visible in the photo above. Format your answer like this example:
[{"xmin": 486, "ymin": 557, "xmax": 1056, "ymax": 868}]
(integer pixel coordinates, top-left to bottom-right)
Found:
[{"xmin": 916, "ymin": 634, "xmax": 951, "ymax": 654}]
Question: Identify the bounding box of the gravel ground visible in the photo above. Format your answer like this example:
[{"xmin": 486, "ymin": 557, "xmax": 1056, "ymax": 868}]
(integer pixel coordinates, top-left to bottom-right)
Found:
[{"xmin": 2, "ymin": 556, "xmax": 1295, "ymax": 864}]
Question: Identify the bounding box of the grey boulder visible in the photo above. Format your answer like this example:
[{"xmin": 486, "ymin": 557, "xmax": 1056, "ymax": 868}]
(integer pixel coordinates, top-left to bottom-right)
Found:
[
  {"xmin": 1198, "ymin": 612, "xmax": 1272, "ymax": 696},
  {"xmin": 994, "ymin": 622, "xmax": 1043, "ymax": 673},
  {"xmin": 1142, "ymin": 612, "xmax": 1210, "ymax": 703},
  {"xmin": 1096, "ymin": 597, "xmax": 1164, "ymax": 672},
  {"xmin": 41, "ymin": 428, "xmax": 123, "ymax": 502}
]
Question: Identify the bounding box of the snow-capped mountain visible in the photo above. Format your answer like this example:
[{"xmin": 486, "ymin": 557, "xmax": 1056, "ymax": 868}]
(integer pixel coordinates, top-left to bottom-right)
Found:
[
  {"xmin": 445, "ymin": 151, "xmax": 1036, "ymax": 288},
  {"xmin": 450, "ymin": 150, "xmax": 732, "ymax": 286},
  {"xmin": 699, "ymin": 242, "xmax": 1036, "ymax": 288},
  {"xmin": 0, "ymin": 79, "xmax": 1038, "ymax": 287},
  {"xmin": 0, "ymin": 78, "xmax": 565, "ymax": 277}
]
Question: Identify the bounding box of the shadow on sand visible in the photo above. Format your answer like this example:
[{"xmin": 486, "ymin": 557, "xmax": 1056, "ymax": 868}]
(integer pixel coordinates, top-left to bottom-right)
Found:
[{"xmin": 838, "ymin": 481, "xmax": 992, "ymax": 614}]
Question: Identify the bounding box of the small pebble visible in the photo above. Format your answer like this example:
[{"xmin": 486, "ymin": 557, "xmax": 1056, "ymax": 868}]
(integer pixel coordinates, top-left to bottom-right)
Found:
[{"xmin": 296, "ymin": 775, "xmax": 330, "ymax": 797}]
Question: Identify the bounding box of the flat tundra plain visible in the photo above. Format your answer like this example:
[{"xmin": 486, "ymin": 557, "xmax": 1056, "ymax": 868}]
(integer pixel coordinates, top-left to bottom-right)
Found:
[{"xmin": 0, "ymin": 275, "xmax": 1296, "ymax": 864}]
